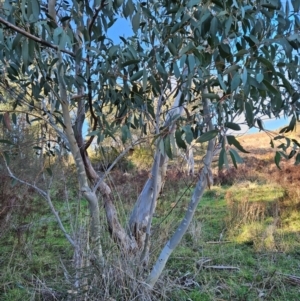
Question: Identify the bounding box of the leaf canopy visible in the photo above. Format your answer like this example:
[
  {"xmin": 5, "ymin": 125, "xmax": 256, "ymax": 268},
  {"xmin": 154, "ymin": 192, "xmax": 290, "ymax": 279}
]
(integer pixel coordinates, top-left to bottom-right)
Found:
[{"xmin": 0, "ymin": 0, "xmax": 299, "ymax": 165}]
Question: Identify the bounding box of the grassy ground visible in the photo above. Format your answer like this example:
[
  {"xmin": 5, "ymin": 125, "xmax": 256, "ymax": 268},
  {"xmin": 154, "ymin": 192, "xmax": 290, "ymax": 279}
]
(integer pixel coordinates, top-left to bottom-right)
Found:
[
  {"xmin": 161, "ymin": 182, "xmax": 300, "ymax": 300},
  {"xmin": 1, "ymin": 132, "xmax": 300, "ymax": 300}
]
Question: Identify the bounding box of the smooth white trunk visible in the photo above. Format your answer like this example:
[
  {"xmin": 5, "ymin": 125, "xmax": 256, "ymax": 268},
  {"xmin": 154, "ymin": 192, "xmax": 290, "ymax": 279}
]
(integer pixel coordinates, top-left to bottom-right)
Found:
[
  {"xmin": 147, "ymin": 167, "xmax": 211, "ymax": 287},
  {"xmin": 147, "ymin": 94, "xmax": 215, "ymax": 287}
]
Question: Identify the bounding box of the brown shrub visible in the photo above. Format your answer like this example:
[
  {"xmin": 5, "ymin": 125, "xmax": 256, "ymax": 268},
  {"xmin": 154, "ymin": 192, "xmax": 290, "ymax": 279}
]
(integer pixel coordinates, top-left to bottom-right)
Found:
[
  {"xmin": 0, "ymin": 174, "xmax": 34, "ymax": 239},
  {"xmin": 214, "ymin": 165, "xmax": 264, "ymax": 186}
]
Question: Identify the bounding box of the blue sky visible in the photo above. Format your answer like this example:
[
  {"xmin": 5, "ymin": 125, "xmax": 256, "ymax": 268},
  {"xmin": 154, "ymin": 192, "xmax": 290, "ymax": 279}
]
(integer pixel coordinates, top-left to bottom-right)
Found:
[
  {"xmin": 248, "ymin": 117, "xmax": 290, "ymax": 134},
  {"xmin": 107, "ymin": 17, "xmax": 133, "ymax": 43}
]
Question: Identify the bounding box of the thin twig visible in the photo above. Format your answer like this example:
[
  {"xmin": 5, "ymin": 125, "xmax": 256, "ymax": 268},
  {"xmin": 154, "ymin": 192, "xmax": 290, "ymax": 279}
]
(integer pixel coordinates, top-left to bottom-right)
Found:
[
  {"xmin": 1, "ymin": 154, "xmax": 75, "ymax": 247},
  {"xmin": 206, "ymin": 241, "xmax": 232, "ymax": 244},
  {"xmin": 203, "ymin": 265, "xmax": 240, "ymax": 270}
]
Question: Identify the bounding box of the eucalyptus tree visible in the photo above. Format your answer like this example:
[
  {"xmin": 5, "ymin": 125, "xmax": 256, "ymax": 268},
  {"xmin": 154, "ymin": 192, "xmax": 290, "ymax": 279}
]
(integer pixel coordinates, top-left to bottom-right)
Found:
[{"xmin": 0, "ymin": 0, "xmax": 299, "ymax": 291}]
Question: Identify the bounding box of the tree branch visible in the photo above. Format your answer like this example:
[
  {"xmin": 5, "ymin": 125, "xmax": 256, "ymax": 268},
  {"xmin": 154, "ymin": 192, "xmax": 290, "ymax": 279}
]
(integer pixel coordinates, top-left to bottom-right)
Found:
[
  {"xmin": 84, "ymin": 76, "xmax": 98, "ymax": 151},
  {"xmin": 1, "ymin": 153, "xmax": 75, "ymax": 247},
  {"xmin": 93, "ymin": 138, "xmax": 145, "ymax": 193},
  {"xmin": 88, "ymin": 0, "xmax": 107, "ymax": 36},
  {"xmin": 140, "ymin": 89, "xmax": 164, "ymax": 263},
  {"xmin": 0, "ymin": 17, "xmax": 87, "ymax": 61},
  {"xmin": 84, "ymin": 1, "xmax": 107, "ymax": 151}
]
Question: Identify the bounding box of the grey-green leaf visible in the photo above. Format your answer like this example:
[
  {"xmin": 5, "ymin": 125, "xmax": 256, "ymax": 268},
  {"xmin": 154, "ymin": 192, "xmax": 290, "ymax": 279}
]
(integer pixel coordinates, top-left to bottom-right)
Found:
[
  {"xmin": 218, "ymin": 74, "xmax": 227, "ymax": 91},
  {"xmin": 227, "ymin": 135, "xmax": 249, "ymax": 153},
  {"xmin": 0, "ymin": 139, "xmax": 14, "ymax": 145},
  {"xmin": 275, "ymin": 151, "xmax": 281, "ymax": 169},
  {"xmin": 46, "ymin": 167, "xmax": 53, "ymax": 177},
  {"xmin": 183, "ymin": 125, "xmax": 194, "ymax": 144},
  {"xmin": 130, "ymin": 70, "xmax": 143, "ymax": 81},
  {"xmin": 245, "ymin": 102, "xmax": 254, "ymax": 127},
  {"xmin": 167, "ymin": 42, "xmax": 177, "ymax": 56},
  {"xmin": 218, "ymin": 148, "xmax": 228, "ymax": 170},
  {"xmin": 175, "ymin": 129, "xmax": 187, "ymax": 150},
  {"xmin": 231, "ymin": 72, "xmax": 240, "ymax": 92},
  {"xmin": 210, "ymin": 17, "xmax": 218, "ymax": 36},
  {"xmin": 242, "ymin": 67, "xmax": 248, "ymax": 87},
  {"xmin": 202, "ymin": 93, "xmax": 220, "ymax": 100},
  {"xmin": 164, "ymin": 135, "xmax": 173, "ymax": 159},
  {"xmin": 257, "ymin": 119, "xmax": 264, "ymax": 131},
  {"xmin": 31, "ymin": 0, "xmax": 40, "ymax": 22},
  {"xmin": 223, "ymin": 64, "xmax": 239, "ymax": 75},
  {"xmin": 22, "ymin": 39, "xmax": 29, "ymax": 68},
  {"xmin": 143, "ymin": 68, "xmax": 147, "ymax": 92},
  {"xmin": 12, "ymin": 113, "xmax": 17, "ymax": 125},
  {"xmin": 173, "ymin": 62, "xmax": 180, "ymax": 78},
  {"xmin": 225, "ymin": 122, "xmax": 241, "ymax": 131},
  {"xmin": 121, "ymin": 125, "xmax": 128, "ymax": 143},
  {"xmin": 132, "ymin": 12, "xmax": 141, "ymax": 33},
  {"xmin": 4, "ymin": 151, "xmax": 10, "ymax": 165},
  {"xmin": 235, "ymin": 49, "xmax": 249, "ymax": 57},
  {"xmin": 121, "ymin": 59, "xmax": 140, "ymax": 68},
  {"xmin": 229, "ymin": 148, "xmax": 243, "ymax": 169},
  {"xmin": 196, "ymin": 130, "xmax": 218, "ymax": 143},
  {"xmin": 225, "ymin": 15, "xmax": 232, "ymax": 36}
]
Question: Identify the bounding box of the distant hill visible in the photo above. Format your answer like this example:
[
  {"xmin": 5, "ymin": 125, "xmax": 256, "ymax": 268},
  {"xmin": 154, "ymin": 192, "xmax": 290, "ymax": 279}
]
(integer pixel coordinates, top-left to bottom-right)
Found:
[{"xmin": 238, "ymin": 122, "xmax": 300, "ymax": 154}]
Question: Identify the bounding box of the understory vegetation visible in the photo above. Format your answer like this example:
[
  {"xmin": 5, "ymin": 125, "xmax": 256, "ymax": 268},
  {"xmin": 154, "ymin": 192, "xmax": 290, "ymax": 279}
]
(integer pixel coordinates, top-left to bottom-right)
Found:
[{"xmin": 1, "ymin": 130, "xmax": 300, "ymax": 301}]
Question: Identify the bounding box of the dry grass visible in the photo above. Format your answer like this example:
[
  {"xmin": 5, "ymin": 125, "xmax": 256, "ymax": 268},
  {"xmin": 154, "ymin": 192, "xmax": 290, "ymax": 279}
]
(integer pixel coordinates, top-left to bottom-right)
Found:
[{"xmin": 237, "ymin": 122, "xmax": 300, "ymax": 151}]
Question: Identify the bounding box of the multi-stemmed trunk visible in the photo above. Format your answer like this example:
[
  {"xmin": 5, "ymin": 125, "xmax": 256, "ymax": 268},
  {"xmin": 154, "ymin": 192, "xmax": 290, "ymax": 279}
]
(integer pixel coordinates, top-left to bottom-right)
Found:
[
  {"xmin": 129, "ymin": 77, "xmax": 189, "ymax": 255},
  {"xmin": 73, "ymin": 98, "xmax": 138, "ymax": 253},
  {"xmin": 6, "ymin": 0, "xmax": 216, "ymax": 285}
]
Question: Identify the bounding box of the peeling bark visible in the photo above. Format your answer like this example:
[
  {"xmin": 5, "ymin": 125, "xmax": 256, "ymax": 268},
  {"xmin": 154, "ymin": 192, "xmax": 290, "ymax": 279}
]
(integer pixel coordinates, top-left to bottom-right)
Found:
[
  {"xmin": 74, "ymin": 98, "xmax": 137, "ymax": 253},
  {"xmin": 129, "ymin": 150, "xmax": 167, "ymax": 248},
  {"xmin": 83, "ymin": 147, "xmax": 138, "ymax": 253},
  {"xmin": 129, "ymin": 74, "xmax": 188, "ymax": 250},
  {"xmin": 186, "ymin": 145, "xmax": 195, "ymax": 176}
]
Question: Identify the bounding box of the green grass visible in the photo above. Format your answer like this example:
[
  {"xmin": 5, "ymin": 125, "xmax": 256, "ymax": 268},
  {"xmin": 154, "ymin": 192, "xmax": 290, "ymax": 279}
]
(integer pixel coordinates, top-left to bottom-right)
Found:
[
  {"xmin": 1, "ymin": 170, "xmax": 300, "ymax": 300},
  {"xmin": 159, "ymin": 184, "xmax": 300, "ymax": 301},
  {"xmin": 0, "ymin": 187, "xmax": 80, "ymax": 300},
  {"xmin": 226, "ymin": 182, "xmax": 285, "ymax": 202}
]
